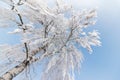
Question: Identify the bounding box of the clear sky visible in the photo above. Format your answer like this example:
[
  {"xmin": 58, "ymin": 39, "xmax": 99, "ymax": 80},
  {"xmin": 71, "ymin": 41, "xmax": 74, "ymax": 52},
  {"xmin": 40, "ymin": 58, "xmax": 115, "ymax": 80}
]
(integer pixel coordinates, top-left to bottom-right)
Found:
[{"xmin": 0, "ymin": 0, "xmax": 120, "ymax": 80}]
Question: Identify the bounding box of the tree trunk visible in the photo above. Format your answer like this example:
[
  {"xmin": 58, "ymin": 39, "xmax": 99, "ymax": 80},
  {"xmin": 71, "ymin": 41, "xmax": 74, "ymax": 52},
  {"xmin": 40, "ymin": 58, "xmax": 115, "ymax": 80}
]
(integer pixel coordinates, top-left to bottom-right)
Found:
[
  {"xmin": 0, "ymin": 60, "xmax": 28, "ymax": 80},
  {"xmin": 0, "ymin": 45, "xmax": 46, "ymax": 80}
]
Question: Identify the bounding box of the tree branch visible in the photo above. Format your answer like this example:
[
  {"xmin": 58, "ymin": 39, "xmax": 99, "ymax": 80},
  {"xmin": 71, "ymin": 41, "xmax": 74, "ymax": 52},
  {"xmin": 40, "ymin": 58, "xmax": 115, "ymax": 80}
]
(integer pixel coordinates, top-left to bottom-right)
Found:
[{"xmin": 0, "ymin": 44, "xmax": 46, "ymax": 80}]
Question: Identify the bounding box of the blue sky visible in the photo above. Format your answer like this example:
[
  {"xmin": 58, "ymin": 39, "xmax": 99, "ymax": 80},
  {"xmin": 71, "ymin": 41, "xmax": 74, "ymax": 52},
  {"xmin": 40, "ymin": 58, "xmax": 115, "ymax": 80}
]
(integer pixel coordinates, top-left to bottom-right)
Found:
[{"xmin": 0, "ymin": 0, "xmax": 120, "ymax": 80}]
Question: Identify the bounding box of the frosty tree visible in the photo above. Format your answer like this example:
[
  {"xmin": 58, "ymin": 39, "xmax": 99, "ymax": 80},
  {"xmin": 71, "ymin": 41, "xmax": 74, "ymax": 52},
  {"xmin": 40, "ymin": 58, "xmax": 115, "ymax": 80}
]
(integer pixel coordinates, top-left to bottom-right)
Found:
[{"xmin": 0, "ymin": 0, "xmax": 101, "ymax": 80}]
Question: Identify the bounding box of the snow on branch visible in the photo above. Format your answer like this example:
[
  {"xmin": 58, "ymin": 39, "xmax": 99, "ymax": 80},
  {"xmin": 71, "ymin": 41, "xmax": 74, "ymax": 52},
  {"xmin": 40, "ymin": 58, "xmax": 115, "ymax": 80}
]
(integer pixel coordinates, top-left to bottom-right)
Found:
[{"xmin": 0, "ymin": 0, "xmax": 101, "ymax": 80}]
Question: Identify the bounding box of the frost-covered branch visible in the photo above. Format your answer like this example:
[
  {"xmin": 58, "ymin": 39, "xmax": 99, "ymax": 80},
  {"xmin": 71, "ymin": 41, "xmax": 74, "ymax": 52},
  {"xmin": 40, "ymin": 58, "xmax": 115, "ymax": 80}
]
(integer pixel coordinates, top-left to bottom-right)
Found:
[{"xmin": 0, "ymin": 0, "xmax": 101, "ymax": 80}]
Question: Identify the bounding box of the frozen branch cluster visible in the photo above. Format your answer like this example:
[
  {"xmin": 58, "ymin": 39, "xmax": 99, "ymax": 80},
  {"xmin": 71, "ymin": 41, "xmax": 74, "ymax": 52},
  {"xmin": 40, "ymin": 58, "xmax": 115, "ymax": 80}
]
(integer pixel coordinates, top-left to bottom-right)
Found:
[{"xmin": 0, "ymin": 0, "xmax": 101, "ymax": 80}]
